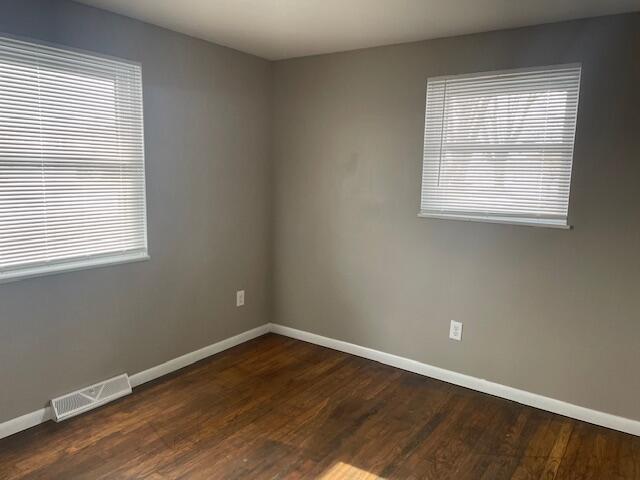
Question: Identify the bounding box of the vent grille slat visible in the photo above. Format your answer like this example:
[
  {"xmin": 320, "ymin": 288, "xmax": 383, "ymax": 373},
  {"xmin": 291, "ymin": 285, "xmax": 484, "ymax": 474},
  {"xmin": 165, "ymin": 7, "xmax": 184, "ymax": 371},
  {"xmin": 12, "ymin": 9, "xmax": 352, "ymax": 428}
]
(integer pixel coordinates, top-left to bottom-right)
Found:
[{"xmin": 50, "ymin": 374, "xmax": 131, "ymax": 421}]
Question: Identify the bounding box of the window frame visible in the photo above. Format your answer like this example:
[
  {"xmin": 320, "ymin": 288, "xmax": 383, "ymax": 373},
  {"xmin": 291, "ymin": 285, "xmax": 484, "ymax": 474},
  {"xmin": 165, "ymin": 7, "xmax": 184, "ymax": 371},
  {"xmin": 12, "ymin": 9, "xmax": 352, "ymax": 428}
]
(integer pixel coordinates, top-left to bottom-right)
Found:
[
  {"xmin": 418, "ymin": 63, "xmax": 582, "ymax": 229},
  {"xmin": 0, "ymin": 34, "xmax": 149, "ymax": 283}
]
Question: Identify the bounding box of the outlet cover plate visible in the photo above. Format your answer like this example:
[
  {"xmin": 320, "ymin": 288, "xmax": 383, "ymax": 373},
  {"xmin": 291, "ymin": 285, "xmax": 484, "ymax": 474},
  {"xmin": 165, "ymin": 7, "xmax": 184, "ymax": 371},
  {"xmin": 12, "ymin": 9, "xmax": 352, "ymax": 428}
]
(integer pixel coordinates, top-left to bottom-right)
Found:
[{"xmin": 449, "ymin": 320, "xmax": 463, "ymax": 341}]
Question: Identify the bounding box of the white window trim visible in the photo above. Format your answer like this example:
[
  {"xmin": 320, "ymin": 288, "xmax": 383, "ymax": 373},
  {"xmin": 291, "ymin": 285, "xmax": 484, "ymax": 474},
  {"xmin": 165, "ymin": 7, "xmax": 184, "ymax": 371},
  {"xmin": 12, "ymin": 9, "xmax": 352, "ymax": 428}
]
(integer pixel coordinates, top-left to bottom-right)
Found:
[
  {"xmin": 418, "ymin": 63, "xmax": 581, "ymax": 229},
  {"xmin": 0, "ymin": 251, "xmax": 150, "ymax": 284},
  {"xmin": 417, "ymin": 212, "xmax": 571, "ymax": 229}
]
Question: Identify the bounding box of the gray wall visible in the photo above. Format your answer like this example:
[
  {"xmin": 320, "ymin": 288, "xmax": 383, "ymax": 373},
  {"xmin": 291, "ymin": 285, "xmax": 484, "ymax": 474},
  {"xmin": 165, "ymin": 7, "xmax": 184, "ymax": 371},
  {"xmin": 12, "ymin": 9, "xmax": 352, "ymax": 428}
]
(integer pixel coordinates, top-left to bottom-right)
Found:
[
  {"xmin": 272, "ymin": 14, "xmax": 640, "ymax": 421},
  {"xmin": 0, "ymin": 0, "xmax": 272, "ymax": 422}
]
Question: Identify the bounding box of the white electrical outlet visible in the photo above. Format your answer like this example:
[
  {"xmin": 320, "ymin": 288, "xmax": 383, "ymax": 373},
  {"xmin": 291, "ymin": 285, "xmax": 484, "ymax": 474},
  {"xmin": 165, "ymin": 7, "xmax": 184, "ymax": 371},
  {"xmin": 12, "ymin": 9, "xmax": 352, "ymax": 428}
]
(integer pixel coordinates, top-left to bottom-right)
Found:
[
  {"xmin": 449, "ymin": 320, "xmax": 463, "ymax": 341},
  {"xmin": 236, "ymin": 290, "xmax": 245, "ymax": 307}
]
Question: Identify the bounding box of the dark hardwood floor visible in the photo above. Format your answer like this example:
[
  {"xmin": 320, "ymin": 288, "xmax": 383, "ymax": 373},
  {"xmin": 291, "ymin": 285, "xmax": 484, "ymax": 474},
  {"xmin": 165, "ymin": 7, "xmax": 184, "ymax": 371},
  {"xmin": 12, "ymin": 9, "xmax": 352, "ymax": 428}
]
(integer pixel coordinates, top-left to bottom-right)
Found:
[{"xmin": 0, "ymin": 333, "xmax": 638, "ymax": 479}]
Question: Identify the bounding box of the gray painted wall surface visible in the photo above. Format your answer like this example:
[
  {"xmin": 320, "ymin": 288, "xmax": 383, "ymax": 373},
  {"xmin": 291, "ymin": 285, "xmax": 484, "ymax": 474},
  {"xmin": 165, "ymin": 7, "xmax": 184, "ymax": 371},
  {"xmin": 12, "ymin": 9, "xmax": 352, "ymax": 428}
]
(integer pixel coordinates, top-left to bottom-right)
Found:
[
  {"xmin": 272, "ymin": 14, "xmax": 640, "ymax": 420},
  {"xmin": 0, "ymin": 0, "xmax": 272, "ymax": 422}
]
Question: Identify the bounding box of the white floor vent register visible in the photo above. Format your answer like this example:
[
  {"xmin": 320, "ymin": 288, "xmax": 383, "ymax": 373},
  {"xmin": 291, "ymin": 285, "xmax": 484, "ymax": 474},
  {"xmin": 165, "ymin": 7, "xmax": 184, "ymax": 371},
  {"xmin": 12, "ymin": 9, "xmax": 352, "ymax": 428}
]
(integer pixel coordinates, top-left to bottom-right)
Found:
[{"xmin": 50, "ymin": 374, "xmax": 132, "ymax": 422}]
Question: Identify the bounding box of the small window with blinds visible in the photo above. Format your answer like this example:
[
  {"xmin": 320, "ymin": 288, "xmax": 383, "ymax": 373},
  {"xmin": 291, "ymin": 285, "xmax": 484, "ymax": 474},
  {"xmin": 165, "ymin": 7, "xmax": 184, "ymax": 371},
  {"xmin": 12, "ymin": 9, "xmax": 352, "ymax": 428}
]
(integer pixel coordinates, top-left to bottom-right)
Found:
[
  {"xmin": 0, "ymin": 35, "xmax": 148, "ymax": 282},
  {"xmin": 420, "ymin": 64, "xmax": 581, "ymax": 228}
]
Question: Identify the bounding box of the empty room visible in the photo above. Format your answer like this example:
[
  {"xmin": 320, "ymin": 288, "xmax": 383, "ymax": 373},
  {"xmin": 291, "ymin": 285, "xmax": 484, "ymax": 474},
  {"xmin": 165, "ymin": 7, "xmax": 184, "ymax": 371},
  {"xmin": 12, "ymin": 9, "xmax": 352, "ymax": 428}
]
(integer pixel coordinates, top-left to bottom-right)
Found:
[{"xmin": 0, "ymin": 0, "xmax": 639, "ymax": 478}]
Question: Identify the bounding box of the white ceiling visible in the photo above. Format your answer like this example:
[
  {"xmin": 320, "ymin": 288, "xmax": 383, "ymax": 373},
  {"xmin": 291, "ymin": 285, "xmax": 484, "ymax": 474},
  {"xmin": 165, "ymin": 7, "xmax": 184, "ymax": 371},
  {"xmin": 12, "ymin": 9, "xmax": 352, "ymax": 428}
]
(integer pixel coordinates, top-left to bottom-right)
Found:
[{"xmin": 77, "ymin": 0, "xmax": 640, "ymax": 60}]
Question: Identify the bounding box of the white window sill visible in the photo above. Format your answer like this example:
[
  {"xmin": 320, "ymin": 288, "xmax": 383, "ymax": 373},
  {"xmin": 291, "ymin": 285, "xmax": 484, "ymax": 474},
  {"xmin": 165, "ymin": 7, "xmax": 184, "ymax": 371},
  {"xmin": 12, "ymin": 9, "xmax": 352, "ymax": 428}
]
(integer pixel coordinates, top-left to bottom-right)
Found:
[
  {"xmin": 0, "ymin": 251, "xmax": 150, "ymax": 284},
  {"xmin": 418, "ymin": 212, "xmax": 571, "ymax": 229}
]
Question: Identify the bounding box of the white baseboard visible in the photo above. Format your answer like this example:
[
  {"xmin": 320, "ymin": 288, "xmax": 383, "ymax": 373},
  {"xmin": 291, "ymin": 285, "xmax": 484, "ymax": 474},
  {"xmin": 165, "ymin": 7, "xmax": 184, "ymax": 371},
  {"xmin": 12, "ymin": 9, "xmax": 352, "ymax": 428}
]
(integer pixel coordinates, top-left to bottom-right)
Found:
[
  {"xmin": 0, "ymin": 408, "xmax": 52, "ymax": 441},
  {"xmin": 270, "ymin": 323, "xmax": 640, "ymax": 437},
  {"xmin": 129, "ymin": 324, "xmax": 271, "ymax": 387},
  {"xmin": 3, "ymin": 322, "xmax": 638, "ymax": 441},
  {"xmin": 0, "ymin": 324, "xmax": 270, "ymax": 441}
]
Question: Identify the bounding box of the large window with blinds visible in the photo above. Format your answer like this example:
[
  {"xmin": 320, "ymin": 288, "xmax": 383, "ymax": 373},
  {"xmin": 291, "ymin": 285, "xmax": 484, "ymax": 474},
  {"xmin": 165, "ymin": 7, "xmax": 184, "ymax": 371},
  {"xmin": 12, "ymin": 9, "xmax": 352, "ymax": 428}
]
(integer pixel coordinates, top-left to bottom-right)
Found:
[
  {"xmin": 420, "ymin": 64, "xmax": 581, "ymax": 228},
  {"xmin": 0, "ymin": 36, "xmax": 148, "ymax": 282}
]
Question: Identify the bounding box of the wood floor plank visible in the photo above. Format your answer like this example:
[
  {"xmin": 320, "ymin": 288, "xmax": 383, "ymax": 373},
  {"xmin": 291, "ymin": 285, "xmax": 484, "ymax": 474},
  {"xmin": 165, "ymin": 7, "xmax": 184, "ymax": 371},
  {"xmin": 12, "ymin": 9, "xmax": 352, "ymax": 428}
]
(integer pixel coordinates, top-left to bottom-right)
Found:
[
  {"xmin": 0, "ymin": 333, "xmax": 638, "ymax": 479},
  {"xmin": 539, "ymin": 421, "xmax": 574, "ymax": 480}
]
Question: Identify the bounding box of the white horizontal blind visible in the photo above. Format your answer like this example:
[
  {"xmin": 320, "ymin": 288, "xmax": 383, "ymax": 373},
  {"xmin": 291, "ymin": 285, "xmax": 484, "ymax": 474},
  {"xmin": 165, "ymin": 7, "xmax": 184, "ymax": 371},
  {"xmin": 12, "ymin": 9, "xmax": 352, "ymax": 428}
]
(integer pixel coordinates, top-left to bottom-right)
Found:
[
  {"xmin": 421, "ymin": 64, "xmax": 581, "ymax": 227},
  {"xmin": 0, "ymin": 36, "xmax": 148, "ymax": 281}
]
